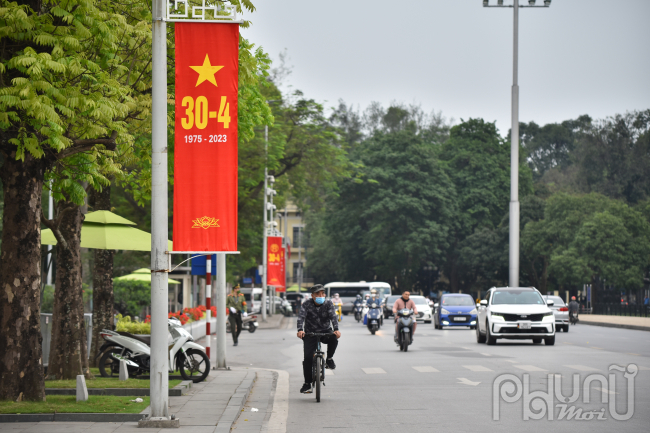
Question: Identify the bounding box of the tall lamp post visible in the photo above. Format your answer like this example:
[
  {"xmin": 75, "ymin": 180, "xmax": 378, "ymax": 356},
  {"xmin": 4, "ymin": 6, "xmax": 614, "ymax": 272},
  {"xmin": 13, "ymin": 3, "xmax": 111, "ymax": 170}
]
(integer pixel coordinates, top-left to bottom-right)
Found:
[{"xmin": 483, "ymin": 0, "xmax": 551, "ymax": 287}]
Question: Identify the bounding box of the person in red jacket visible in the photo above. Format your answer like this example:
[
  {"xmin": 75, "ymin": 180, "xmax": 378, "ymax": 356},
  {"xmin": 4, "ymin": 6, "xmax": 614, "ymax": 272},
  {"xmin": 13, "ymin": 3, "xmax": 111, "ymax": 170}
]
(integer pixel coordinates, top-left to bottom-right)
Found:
[{"xmin": 392, "ymin": 291, "xmax": 418, "ymax": 341}]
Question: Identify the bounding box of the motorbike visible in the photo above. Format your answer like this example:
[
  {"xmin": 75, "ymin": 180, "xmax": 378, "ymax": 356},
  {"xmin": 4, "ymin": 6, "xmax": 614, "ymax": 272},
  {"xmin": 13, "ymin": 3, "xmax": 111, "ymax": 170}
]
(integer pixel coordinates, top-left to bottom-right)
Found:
[
  {"xmin": 96, "ymin": 317, "xmax": 210, "ymax": 383},
  {"xmin": 569, "ymin": 311, "xmax": 579, "ymax": 325},
  {"xmin": 353, "ymin": 301, "xmax": 364, "ymax": 322},
  {"xmin": 395, "ymin": 308, "xmax": 415, "ymax": 352},
  {"xmin": 243, "ymin": 314, "xmax": 259, "ymax": 333},
  {"xmin": 367, "ymin": 301, "xmax": 383, "ymax": 334}
]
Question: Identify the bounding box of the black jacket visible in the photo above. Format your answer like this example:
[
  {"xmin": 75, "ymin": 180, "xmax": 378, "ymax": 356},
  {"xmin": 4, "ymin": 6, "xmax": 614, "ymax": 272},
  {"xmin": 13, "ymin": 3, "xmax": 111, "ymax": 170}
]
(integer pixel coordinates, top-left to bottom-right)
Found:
[{"xmin": 297, "ymin": 299, "xmax": 339, "ymax": 333}]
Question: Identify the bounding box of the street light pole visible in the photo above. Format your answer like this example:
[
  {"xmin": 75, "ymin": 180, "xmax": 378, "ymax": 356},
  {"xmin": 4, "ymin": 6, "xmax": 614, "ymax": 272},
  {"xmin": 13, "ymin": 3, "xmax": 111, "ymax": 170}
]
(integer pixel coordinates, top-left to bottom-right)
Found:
[
  {"xmin": 149, "ymin": 0, "xmax": 169, "ymax": 420},
  {"xmin": 483, "ymin": 0, "xmax": 551, "ymax": 288},
  {"xmin": 262, "ymin": 125, "xmax": 268, "ymax": 322},
  {"xmin": 510, "ymin": 0, "xmax": 520, "ymax": 288}
]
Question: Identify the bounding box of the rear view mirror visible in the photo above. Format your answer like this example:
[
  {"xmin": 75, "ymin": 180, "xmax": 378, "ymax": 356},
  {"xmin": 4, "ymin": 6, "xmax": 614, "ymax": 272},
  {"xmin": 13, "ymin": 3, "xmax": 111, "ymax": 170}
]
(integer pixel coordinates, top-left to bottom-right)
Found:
[
  {"xmin": 434, "ymin": 303, "xmax": 439, "ymax": 308},
  {"xmin": 480, "ymin": 300, "xmax": 488, "ymax": 306}
]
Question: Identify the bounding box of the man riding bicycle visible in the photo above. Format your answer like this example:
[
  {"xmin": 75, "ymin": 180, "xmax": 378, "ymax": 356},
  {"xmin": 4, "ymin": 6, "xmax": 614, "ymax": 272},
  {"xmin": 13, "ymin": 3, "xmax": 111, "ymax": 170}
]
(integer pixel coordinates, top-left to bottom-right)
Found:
[{"xmin": 297, "ymin": 285, "xmax": 341, "ymax": 394}]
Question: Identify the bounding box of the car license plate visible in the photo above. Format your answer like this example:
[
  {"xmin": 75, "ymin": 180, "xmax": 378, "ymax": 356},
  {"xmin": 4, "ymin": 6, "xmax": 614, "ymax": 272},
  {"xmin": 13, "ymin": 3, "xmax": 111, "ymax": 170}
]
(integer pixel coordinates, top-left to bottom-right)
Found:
[
  {"xmin": 518, "ymin": 321, "xmax": 532, "ymax": 329},
  {"xmin": 453, "ymin": 317, "xmax": 466, "ymax": 321}
]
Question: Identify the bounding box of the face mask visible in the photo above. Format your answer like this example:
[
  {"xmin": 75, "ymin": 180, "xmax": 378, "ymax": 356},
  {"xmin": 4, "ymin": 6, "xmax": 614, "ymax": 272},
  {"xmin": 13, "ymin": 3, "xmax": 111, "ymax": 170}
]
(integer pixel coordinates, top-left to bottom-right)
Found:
[{"xmin": 314, "ymin": 297, "xmax": 325, "ymax": 305}]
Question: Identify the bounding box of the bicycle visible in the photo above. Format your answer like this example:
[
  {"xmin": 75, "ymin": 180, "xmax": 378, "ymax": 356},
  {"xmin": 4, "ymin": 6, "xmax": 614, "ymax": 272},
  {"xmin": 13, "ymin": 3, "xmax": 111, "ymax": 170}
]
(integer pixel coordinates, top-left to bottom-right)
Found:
[{"xmin": 305, "ymin": 332, "xmax": 333, "ymax": 402}]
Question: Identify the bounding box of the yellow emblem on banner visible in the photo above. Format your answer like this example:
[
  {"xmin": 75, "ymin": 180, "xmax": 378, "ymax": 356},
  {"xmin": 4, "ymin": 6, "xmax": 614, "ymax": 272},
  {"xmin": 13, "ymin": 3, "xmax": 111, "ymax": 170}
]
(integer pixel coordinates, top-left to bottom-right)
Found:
[{"xmin": 192, "ymin": 216, "xmax": 220, "ymax": 229}]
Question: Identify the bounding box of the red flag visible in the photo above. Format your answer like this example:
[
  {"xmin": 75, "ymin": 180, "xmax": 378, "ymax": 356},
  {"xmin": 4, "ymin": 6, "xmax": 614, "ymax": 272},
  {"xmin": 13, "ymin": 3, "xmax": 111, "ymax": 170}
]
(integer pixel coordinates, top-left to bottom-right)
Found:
[
  {"xmin": 267, "ymin": 236, "xmax": 285, "ymax": 289},
  {"xmin": 173, "ymin": 23, "xmax": 239, "ymax": 252}
]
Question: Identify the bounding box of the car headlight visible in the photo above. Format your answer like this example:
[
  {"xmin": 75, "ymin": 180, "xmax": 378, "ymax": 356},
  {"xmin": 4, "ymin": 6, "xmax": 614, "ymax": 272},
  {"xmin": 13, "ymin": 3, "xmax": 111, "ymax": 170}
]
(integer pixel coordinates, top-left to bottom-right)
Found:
[
  {"xmin": 441, "ymin": 308, "xmax": 450, "ymax": 315},
  {"xmin": 490, "ymin": 312, "xmax": 504, "ymax": 321},
  {"xmin": 542, "ymin": 312, "xmax": 554, "ymax": 322},
  {"xmin": 469, "ymin": 308, "xmax": 477, "ymax": 315}
]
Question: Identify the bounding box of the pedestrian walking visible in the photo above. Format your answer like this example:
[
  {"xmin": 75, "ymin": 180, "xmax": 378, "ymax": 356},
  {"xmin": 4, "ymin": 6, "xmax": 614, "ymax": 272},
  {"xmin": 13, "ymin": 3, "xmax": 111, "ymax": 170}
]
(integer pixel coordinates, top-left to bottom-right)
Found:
[{"xmin": 227, "ymin": 285, "xmax": 247, "ymax": 346}]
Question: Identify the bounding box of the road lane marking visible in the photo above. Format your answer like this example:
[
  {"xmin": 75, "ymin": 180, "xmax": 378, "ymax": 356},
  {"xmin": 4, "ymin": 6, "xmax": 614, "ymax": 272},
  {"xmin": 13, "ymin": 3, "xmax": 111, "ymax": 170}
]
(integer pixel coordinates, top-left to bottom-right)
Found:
[
  {"xmin": 463, "ymin": 365, "xmax": 493, "ymax": 372},
  {"xmin": 513, "ymin": 365, "xmax": 547, "ymax": 372},
  {"xmin": 457, "ymin": 378, "xmax": 480, "ymax": 386},
  {"xmin": 627, "ymin": 353, "xmax": 640, "ymax": 356},
  {"xmin": 480, "ymin": 353, "xmax": 492, "ymax": 357},
  {"xmin": 412, "ymin": 366, "xmax": 439, "ymax": 373},
  {"xmin": 565, "ymin": 365, "xmax": 599, "ymax": 371},
  {"xmin": 362, "ymin": 368, "xmax": 386, "ymax": 374},
  {"xmin": 638, "ymin": 366, "xmax": 650, "ymax": 371},
  {"xmin": 590, "ymin": 347, "xmax": 604, "ymax": 350},
  {"xmin": 505, "ymin": 360, "xmax": 518, "ymax": 363}
]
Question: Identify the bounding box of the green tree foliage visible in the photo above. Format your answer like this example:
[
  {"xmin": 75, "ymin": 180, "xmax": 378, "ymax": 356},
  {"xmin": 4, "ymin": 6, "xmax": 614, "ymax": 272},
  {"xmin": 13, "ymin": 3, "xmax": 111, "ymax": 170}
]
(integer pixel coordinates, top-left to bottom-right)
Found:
[
  {"xmin": 522, "ymin": 193, "xmax": 650, "ymax": 298},
  {"xmin": 113, "ymin": 280, "xmax": 150, "ymax": 318},
  {"xmin": 438, "ymin": 118, "xmax": 533, "ymax": 292},
  {"xmin": 309, "ymin": 111, "xmax": 456, "ymax": 292}
]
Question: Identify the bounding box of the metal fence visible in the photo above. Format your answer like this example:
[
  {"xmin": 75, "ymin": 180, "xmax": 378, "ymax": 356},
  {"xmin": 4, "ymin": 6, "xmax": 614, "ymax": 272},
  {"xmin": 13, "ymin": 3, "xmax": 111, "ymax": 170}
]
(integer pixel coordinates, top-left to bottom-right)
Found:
[
  {"xmin": 592, "ymin": 303, "xmax": 649, "ymax": 318},
  {"xmin": 40, "ymin": 313, "xmax": 93, "ymax": 367}
]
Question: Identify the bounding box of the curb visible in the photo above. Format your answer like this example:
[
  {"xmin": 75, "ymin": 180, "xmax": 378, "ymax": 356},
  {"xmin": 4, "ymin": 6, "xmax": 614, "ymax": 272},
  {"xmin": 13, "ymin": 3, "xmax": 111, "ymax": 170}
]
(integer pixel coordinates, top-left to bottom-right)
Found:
[
  {"xmin": 215, "ymin": 371, "xmax": 256, "ymax": 433},
  {"xmin": 44, "ymin": 380, "xmax": 193, "ymax": 397},
  {"xmin": 0, "ymin": 413, "xmax": 145, "ymax": 423},
  {"xmin": 581, "ymin": 321, "xmax": 650, "ymax": 332}
]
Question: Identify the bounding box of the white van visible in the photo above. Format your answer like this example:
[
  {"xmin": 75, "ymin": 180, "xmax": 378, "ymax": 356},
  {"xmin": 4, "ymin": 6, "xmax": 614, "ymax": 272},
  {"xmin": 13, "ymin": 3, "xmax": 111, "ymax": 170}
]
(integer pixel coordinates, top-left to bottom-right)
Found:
[
  {"xmin": 240, "ymin": 288, "xmax": 263, "ymax": 314},
  {"xmin": 324, "ymin": 282, "xmax": 392, "ymax": 315}
]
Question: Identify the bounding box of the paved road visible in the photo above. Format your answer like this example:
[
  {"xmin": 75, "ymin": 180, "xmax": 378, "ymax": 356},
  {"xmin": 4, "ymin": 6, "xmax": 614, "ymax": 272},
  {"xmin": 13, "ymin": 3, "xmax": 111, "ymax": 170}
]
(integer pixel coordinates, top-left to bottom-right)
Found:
[{"xmin": 228, "ymin": 316, "xmax": 650, "ymax": 432}]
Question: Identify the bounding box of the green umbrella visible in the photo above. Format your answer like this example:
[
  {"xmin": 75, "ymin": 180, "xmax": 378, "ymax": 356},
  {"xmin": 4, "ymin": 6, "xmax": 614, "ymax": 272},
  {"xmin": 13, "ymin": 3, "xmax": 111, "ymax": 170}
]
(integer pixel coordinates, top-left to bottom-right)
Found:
[
  {"xmin": 41, "ymin": 210, "xmax": 173, "ymax": 251},
  {"xmin": 114, "ymin": 268, "xmax": 181, "ymax": 285}
]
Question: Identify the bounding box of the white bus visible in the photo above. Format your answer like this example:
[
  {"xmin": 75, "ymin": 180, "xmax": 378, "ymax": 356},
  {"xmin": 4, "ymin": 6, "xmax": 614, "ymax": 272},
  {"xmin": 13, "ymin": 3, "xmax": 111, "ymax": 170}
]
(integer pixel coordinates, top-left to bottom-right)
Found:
[{"xmin": 324, "ymin": 281, "xmax": 392, "ymax": 315}]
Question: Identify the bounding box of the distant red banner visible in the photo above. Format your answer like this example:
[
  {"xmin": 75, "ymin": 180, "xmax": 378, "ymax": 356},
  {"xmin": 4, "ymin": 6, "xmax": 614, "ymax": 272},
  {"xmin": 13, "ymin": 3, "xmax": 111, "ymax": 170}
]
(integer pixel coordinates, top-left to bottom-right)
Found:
[
  {"xmin": 173, "ymin": 23, "xmax": 239, "ymax": 251},
  {"xmin": 267, "ymin": 236, "xmax": 285, "ymax": 290}
]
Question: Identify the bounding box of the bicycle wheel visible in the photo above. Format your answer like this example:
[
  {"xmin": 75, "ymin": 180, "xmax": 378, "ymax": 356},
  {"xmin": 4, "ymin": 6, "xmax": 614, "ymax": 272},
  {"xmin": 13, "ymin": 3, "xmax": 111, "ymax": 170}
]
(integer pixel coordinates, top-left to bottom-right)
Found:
[{"xmin": 315, "ymin": 357, "xmax": 321, "ymax": 402}]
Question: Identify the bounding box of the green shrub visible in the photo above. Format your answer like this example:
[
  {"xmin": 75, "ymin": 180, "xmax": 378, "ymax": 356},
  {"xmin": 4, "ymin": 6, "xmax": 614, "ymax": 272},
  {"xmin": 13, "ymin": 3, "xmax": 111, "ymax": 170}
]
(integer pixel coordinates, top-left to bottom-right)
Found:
[{"xmin": 115, "ymin": 314, "xmax": 151, "ymax": 335}]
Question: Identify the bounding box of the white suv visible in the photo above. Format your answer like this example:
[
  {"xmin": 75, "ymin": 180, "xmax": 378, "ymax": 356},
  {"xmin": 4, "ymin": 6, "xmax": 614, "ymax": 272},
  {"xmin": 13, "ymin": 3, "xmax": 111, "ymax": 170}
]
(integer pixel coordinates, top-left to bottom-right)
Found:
[{"xmin": 476, "ymin": 287, "xmax": 555, "ymax": 345}]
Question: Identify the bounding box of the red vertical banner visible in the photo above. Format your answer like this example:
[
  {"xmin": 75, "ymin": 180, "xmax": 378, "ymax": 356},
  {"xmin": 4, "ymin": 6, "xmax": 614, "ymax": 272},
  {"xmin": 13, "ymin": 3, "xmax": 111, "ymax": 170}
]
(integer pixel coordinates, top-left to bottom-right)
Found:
[
  {"xmin": 267, "ymin": 236, "xmax": 285, "ymax": 290},
  {"xmin": 278, "ymin": 246, "xmax": 286, "ymax": 292},
  {"xmin": 173, "ymin": 23, "xmax": 239, "ymax": 251}
]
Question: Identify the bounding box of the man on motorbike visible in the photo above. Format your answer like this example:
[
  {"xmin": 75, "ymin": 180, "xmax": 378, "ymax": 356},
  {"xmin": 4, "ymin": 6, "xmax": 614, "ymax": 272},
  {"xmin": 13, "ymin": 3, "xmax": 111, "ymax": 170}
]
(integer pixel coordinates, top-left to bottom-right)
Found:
[
  {"xmin": 393, "ymin": 291, "xmax": 418, "ymax": 342},
  {"xmin": 365, "ymin": 289, "xmax": 380, "ymax": 306},
  {"xmin": 297, "ymin": 285, "xmax": 341, "ymax": 394},
  {"xmin": 227, "ymin": 285, "xmax": 247, "ymax": 346},
  {"xmin": 568, "ymin": 296, "xmax": 579, "ymax": 322},
  {"xmin": 332, "ymin": 293, "xmax": 343, "ymax": 321}
]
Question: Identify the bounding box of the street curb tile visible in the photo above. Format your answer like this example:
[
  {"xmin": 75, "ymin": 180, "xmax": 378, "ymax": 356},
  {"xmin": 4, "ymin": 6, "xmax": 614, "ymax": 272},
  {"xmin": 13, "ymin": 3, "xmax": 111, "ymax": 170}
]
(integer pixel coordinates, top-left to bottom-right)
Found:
[
  {"xmin": 215, "ymin": 371, "xmax": 256, "ymax": 432},
  {"xmin": 0, "ymin": 413, "xmax": 145, "ymax": 423},
  {"xmin": 581, "ymin": 321, "xmax": 650, "ymax": 333},
  {"xmin": 44, "ymin": 380, "xmax": 192, "ymax": 397}
]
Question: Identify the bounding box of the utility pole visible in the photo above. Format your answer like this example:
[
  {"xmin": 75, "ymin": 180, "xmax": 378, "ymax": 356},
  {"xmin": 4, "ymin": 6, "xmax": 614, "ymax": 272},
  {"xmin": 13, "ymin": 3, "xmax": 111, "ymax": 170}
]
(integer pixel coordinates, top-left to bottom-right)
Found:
[
  {"xmin": 149, "ymin": 0, "xmax": 169, "ymax": 420},
  {"xmin": 216, "ymin": 254, "xmax": 227, "ymax": 368},
  {"xmin": 262, "ymin": 125, "xmax": 268, "ymax": 322}
]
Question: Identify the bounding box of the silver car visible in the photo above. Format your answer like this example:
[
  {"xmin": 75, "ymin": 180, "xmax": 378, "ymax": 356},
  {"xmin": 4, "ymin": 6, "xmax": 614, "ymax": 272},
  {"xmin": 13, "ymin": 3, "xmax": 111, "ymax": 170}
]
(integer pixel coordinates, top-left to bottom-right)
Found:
[{"xmin": 542, "ymin": 295, "xmax": 570, "ymax": 332}]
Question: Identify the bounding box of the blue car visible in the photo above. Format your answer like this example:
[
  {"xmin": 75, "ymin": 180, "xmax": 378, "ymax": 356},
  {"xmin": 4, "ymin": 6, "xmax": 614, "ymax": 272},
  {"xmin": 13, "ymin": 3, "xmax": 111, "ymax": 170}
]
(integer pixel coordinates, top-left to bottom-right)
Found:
[{"xmin": 434, "ymin": 294, "xmax": 478, "ymax": 329}]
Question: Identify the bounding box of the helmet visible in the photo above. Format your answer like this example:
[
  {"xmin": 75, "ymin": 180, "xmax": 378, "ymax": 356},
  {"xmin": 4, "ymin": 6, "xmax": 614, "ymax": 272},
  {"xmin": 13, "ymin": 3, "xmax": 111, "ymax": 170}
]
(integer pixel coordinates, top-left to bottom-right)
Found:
[
  {"xmin": 571, "ymin": 296, "xmax": 576, "ymax": 300},
  {"xmin": 356, "ymin": 294, "xmax": 362, "ymax": 299},
  {"xmin": 370, "ymin": 289, "xmax": 377, "ymax": 295},
  {"xmin": 333, "ymin": 293, "xmax": 339, "ymax": 297}
]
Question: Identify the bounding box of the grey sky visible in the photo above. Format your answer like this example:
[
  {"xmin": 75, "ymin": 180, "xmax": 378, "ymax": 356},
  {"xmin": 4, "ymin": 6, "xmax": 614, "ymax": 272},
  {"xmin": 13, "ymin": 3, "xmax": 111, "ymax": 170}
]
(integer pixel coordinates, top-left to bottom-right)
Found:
[{"xmin": 241, "ymin": 0, "xmax": 650, "ymax": 135}]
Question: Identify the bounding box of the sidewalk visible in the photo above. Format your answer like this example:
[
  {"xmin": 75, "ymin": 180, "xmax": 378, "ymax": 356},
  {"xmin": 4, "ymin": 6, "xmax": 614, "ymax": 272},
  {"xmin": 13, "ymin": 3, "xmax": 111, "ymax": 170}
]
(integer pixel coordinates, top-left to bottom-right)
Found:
[
  {"xmin": 580, "ymin": 314, "xmax": 650, "ymax": 332},
  {"xmin": 0, "ymin": 369, "xmax": 275, "ymax": 433},
  {"xmin": 258, "ymin": 314, "xmax": 289, "ymax": 330}
]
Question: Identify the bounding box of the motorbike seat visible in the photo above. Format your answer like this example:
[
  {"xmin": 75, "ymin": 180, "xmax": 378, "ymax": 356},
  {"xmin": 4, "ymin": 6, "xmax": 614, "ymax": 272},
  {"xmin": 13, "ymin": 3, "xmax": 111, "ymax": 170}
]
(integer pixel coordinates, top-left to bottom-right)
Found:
[{"xmin": 117, "ymin": 331, "xmax": 151, "ymax": 346}]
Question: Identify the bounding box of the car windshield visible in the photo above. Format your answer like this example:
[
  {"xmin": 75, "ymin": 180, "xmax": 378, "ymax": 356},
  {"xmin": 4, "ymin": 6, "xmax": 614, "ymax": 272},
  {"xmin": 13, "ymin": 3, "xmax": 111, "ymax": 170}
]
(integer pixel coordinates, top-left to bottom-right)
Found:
[
  {"xmin": 442, "ymin": 296, "xmax": 474, "ymax": 306},
  {"xmin": 386, "ymin": 296, "xmax": 400, "ymax": 305},
  {"xmin": 492, "ymin": 290, "xmax": 545, "ymax": 305},
  {"xmin": 411, "ymin": 296, "xmax": 427, "ymax": 305},
  {"xmin": 543, "ymin": 296, "xmax": 565, "ymax": 306}
]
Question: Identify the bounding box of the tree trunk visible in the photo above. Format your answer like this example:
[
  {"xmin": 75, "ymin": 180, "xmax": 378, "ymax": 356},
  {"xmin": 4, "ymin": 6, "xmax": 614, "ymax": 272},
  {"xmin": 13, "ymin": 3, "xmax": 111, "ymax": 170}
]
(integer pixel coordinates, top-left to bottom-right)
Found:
[
  {"xmin": 0, "ymin": 151, "xmax": 47, "ymax": 401},
  {"xmin": 47, "ymin": 203, "xmax": 91, "ymax": 380},
  {"xmin": 89, "ymin": 186, "xmax": 114, "ymax": 367}
]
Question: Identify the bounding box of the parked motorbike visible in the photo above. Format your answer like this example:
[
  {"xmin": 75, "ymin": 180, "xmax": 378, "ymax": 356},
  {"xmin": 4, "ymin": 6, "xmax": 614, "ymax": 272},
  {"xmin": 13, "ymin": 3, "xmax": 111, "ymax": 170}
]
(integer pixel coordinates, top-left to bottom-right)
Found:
[
  {"xmin": 353, "ymin": 300, "xmax": 364, "ymax": 322},
  {"xmin": 395, "ymin": 308, "xmax": 415, "ymax": 352},
  {"xmin": 243, "ymin": 314, "xmax": 259, "ymax": 333},
  {"xmin": 97, "ymin": 317, "xmax": 210, "ymax": 383},
  {"xmin": 366, "ymin": 301, "xmax": 383, "ymax": 335}
]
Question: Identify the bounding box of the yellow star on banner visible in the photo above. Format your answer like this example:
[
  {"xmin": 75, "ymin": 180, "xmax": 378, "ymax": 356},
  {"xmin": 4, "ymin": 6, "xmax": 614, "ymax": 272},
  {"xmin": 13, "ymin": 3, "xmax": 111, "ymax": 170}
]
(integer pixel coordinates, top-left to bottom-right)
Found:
[{"xmin": 189, "ymin": 54, "xmax": 224, "ymax": 87}]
